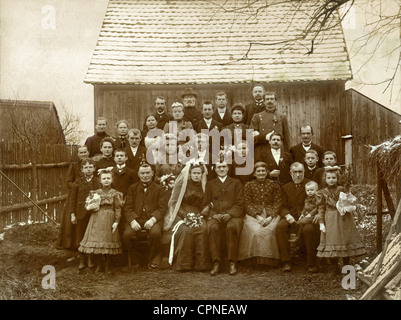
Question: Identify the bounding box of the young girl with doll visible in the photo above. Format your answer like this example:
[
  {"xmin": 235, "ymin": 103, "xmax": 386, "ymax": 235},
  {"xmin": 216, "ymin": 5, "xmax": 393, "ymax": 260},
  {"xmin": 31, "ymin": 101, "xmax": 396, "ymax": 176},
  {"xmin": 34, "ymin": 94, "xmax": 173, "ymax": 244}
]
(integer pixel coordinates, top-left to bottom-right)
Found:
[
  {"xmin": 316, "ymin": 167, "xmax": 366, "ymax": 273},
  {"xmin": 78, "ymin": 170, "xmax": 123, "ymax": 273}
]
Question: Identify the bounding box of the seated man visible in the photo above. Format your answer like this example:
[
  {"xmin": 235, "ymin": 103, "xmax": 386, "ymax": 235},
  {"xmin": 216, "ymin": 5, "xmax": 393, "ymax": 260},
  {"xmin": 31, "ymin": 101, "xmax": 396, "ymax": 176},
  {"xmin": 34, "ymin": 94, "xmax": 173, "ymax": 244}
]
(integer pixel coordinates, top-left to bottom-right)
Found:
[
  {"xmin": 204, "ymin": 161, "xmax": 245, "ymax": 276},
  {"xmin": 123, "ymin": 163, "xmax": 166, "ymax": 268},
  {"xmin": 275, "ymin": 162, "xmax": 320, "ymax": 273}
]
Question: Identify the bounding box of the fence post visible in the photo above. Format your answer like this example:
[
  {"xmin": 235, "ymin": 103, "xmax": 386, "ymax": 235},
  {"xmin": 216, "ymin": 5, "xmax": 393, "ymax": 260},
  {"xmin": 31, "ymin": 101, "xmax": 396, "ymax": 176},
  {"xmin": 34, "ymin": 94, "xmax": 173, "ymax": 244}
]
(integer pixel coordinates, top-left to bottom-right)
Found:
[
  {"xmin": 376, "ymin": 163, "xmax": 383, "ymax": 252},
  {"xmin": 30, "ymin": 147, "xmax": 39, "ymax": 222}
]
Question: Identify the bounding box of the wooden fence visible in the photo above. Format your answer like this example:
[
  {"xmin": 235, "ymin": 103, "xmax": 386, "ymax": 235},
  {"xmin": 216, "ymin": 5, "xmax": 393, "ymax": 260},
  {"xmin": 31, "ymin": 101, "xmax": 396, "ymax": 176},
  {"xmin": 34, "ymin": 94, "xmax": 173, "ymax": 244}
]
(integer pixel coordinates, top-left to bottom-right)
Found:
[{"xmin": 0, "ymin": 142, "xmax": 78, "ymax": 230}]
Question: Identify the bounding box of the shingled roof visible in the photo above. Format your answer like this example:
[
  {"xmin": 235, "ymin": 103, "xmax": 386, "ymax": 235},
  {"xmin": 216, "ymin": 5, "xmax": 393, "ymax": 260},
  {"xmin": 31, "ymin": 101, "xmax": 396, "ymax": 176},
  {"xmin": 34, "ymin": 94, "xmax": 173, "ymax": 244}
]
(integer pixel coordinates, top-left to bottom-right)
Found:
[{"xmin": 84, "ymin": 0, "xmax": 352, "ymax": 85}]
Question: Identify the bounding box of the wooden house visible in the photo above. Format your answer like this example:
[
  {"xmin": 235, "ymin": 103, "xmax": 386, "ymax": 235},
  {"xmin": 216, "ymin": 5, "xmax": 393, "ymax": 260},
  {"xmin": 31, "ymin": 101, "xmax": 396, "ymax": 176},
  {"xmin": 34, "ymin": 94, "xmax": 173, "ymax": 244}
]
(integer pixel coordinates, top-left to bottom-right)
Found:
[
  {"xmin": 0, "ymin": 99, "xmax": 65, "ymax": 144},
  {"xmin": 84, "ymin": 0, "xmax": 400, "ymax": 184}
]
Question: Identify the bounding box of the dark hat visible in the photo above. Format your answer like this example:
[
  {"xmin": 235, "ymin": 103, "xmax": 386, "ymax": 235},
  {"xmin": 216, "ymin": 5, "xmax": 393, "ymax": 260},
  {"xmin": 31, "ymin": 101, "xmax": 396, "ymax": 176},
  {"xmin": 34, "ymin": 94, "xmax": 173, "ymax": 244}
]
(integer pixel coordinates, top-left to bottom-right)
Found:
[{"xmin": 181, "ymin": 87, "xmax": 197, "ymax": 98}]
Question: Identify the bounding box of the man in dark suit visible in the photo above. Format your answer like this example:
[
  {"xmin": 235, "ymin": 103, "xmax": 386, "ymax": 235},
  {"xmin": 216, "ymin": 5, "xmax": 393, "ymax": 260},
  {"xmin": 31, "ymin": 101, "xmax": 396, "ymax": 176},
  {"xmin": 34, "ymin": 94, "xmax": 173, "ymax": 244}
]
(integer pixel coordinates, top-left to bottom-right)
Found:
[
  {"xmin": 212, "ymin": 91, "xmax": 233, "ymax": 127},
  {"xmin": 275, "ymin": 162, "xmax": 320, "ymax": 273},
  {"xmin": 204, "ymin": 161, "xmax": 245, "ymax": 276},
  {"xmin": 194, "ymin": 100, "xmax": 223, "ymax": 133},
  {"xmin": 243, "ymin": 84, "xmax": 266, "ymax": 126},
  {"xmin": 124, "ymin": 128, "xmax": 148, "ymax": 183},
  {"xmin": 259, "ymin": 132, "xmax": 293, "ymax": 186},
  {"xmin": 182, "ymin": 87, "xmax": 203, "ymax": 126},
  {"xmin": 289, "ymin": 125, "xmax": 324, "ymax": 168},
  {"xmin": 123, "ymin": 163, "xmax": 166, "ymax": 268},
  {"xmin": 148, "ymin": 96, "xmax": 173, "ymax": 130}
]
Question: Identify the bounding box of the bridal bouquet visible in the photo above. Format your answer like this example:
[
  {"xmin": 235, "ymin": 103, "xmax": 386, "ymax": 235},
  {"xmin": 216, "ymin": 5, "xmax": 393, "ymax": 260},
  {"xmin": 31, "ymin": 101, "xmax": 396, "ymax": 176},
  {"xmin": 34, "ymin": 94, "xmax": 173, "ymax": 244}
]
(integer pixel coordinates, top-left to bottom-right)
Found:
[{"xmin": 184, "ymin": 212, "xmax": 203, "ymax": 228}]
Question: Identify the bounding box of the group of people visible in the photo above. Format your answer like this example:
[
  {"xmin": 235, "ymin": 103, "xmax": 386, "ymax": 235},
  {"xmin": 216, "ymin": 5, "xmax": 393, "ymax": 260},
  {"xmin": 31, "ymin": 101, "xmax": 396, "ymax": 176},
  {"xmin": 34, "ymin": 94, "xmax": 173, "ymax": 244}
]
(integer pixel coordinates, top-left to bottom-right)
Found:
[{"xmin": 57, "ymin": 85, "xmax": 367, "ymax": 276}]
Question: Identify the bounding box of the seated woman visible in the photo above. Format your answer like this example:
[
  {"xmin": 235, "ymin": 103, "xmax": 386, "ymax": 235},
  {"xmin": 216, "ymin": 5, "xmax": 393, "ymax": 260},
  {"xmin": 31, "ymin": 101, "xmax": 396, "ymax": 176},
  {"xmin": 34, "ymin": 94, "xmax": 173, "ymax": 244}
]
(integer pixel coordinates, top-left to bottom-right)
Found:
[
  {"xmin": 163, "ymin": 163, "xmax": 211, "ymax": 271},
  {"xmin": 238, "ymin": 161, "xmax": 282, "ymax": 266}
]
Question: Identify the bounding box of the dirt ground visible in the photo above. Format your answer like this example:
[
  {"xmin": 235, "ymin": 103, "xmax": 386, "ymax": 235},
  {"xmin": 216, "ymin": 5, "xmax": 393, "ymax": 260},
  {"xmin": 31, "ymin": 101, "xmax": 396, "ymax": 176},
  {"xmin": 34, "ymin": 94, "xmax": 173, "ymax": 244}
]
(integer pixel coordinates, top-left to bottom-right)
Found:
[{"xmin": 1, "ymin": 219, "xmax": 383, "ymax": 301}]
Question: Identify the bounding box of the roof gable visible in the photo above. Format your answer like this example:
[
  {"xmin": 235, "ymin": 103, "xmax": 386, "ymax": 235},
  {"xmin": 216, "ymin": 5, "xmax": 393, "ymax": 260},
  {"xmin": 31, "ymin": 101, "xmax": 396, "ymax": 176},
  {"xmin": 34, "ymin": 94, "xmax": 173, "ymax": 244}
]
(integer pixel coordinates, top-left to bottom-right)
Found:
[{"xmin": 85, "ymin": 0, "xmax": 352, "ymax": 85}]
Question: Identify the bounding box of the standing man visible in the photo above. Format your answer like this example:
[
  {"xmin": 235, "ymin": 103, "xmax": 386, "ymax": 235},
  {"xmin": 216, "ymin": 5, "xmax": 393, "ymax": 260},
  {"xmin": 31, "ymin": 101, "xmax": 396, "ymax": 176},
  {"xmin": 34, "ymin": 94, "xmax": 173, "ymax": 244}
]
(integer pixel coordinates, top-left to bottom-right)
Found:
[
  {"xmin": 275, "ymin": 162, "xmax": 320, "ymax": 273},
  {"xmin": 150, "ymin": 96, "xmax": 172, "ymax": 130},
  {"xmin": 85, "ymin": 117, "xmax": 112, "ymax": 160},
  {"xmin": 123, "ymin": 163, "xmax": 166, "ymax": 268},
  {"xmin": 250, "ymin": 91, "xmax": 291, "ymax": 155},
  {"xmin": 243, "ymin": 84, "xmax": 266, "ymax": 126},
  {"xmin": 181, "ymin": 87, "xmax": 203, "ymax": 127},
  {"xmin": 194, "ymin": 100, "xmax": 223, "ymax": 133},
  {"xmin": 204, "ymin": 161, "xmax": 245, "ymax": 276},
  {"xmin": 290, "ymin": 125, "xmax": 324, "ymax": 168},
  {"xmin": 259, "ymin": 132, "xmax": 292, "ymax": 186},
  {"xmin": 212, "ymin": 91, "xmax": 233, "ymax": 127},
  {"xmin": 124, "ymin": 128, "xmax": 148, "ymax": 182}
]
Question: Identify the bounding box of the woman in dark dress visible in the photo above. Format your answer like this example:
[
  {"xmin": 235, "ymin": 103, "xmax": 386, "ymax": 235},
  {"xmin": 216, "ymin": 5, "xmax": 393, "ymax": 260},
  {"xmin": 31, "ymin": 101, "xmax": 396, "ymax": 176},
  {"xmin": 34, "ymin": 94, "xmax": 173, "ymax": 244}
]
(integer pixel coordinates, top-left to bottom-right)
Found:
[
  {"xmin": 164, "ymin": 163, "xmax": 211, "ymax": 271},
  {"xmin": 56, "ymin": 145, "xmax": 89, "ymax": 249}
]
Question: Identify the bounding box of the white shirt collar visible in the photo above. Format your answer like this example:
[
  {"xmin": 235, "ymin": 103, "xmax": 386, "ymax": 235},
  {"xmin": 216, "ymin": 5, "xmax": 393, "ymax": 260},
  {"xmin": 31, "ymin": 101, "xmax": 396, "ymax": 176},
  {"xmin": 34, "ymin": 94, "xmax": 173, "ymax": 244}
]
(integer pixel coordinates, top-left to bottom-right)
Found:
[
  {"xmin": 271, "ymin": 148, "xmax": 281, "ymax": 165},
  {"xmin": 130, "ymin": 146, "xmax": 138, "ymax": 155},
  {"xmin": 204, "ymin": 118, "xmax": 212, "ymax": 126},
  {"xmin": 218, "ymin": 175, "xmax": 227, "ymax": 183}
]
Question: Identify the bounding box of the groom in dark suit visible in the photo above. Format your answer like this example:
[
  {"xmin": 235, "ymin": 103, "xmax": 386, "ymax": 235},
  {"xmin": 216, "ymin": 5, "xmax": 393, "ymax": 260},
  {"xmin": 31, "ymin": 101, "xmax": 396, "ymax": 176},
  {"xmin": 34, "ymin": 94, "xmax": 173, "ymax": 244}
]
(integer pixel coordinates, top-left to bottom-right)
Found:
[
  {"xmin": 204, "ymin": 161, "xmax": 244, "ymax": 276},
  {"xmin": 194, "ymin": 100, "xmax": 223, "ymax": 133},
  {"xmin": 275, "ymin": 162, "xmax": 320, "ymax": 273},
  {"xmin": 123, "ymin": 163, "xmax": 166, "ymax": 268}
]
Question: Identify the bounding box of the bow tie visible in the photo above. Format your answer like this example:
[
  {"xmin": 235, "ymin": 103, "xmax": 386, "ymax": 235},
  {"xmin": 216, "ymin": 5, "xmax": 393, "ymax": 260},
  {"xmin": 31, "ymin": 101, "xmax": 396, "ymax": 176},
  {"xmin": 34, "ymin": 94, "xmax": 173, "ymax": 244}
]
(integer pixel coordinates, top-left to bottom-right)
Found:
[
  {"xmin": 118, "ymin": 135, "xmax": 126, "ymax": 139},
  {"xmin": 303, "ymin": 143, "xmax": 311, "ymax": 147},
  {"xmin": 255, "ymin": 101, "xmax": 264, "ymax": 107}
]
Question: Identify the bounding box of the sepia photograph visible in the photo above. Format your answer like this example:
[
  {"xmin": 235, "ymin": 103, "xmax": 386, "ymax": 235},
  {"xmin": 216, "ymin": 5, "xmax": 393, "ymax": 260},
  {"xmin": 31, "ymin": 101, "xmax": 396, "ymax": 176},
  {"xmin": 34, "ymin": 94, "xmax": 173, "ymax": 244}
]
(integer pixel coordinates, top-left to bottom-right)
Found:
[{"xmin": 0, "ymin": 0, "xmax": 400, "ymax": 304}]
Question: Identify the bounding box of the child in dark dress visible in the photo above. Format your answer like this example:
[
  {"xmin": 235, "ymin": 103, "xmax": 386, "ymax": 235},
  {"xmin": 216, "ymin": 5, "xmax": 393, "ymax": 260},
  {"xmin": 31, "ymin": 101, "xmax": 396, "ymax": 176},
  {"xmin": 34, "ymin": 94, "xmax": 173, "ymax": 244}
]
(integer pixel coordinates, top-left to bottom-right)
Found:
[{"xmin": 70, "ymin": 158, "xmax": 100, "ymax": 270}]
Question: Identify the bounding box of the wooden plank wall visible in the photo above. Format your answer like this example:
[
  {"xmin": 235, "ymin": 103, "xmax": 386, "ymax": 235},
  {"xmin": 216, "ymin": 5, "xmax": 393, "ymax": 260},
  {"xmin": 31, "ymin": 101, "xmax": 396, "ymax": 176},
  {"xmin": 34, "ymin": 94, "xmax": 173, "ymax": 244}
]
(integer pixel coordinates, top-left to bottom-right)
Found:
[
  {"xmin": 344, "ymin": 89, "xmax": 401, "ymax": 185},
  {"xmin": 0, "ymin": 142, "xmax": 77, "ymax": 230},
  {"xmin": 93, "ymin": 81, "xmax": 346, "ymax": 161},
  {"xmin": 94, "ymin": 83, "xmax": 401, "ymax": 186}
]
